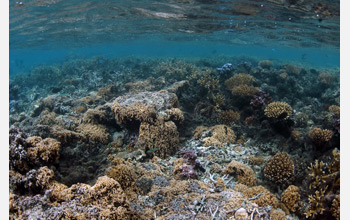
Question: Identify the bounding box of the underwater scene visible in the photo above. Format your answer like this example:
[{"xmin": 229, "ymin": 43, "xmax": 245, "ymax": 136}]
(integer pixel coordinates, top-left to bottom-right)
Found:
[{"xmin": 9, "ymin": 0, "xmax": 340, "ymax": 220}]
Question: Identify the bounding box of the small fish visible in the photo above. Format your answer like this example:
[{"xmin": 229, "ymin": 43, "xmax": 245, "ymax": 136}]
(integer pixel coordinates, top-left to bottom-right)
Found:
[{"xmin": 146, "ymin": 148, "xmax": 158, "ymax": 154}]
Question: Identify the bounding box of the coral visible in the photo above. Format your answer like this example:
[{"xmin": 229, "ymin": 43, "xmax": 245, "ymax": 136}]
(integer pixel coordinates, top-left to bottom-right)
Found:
[
  {"xmin": 137, "ymin": 119, "xmax": 179, "ymax": 158},
  {"xmin": 174, "ymin": 150, "xmax": 202, "ymax": 180},
  {"xmin": 305, "ymin": 149, "xmax": 340, "ymax": 219},
  {"xmin": 202, "ymin": 137, "xmax": 223, "ymax": 147},
  {"xmin": 270, "ymin": 209, "xmax": 287, "ymax": 220},
  {"xmin": 217, "ymin": 110, "xmax": 240, "ymax": 125},
  {"xmin": 264, "ymin": 101, "xmax": 292, "ymax": 119},
  {"xmin": 250, "ymin": 89, "xmax": 272, "ymax": 108},
  {"xmin": 224, "ymin": 73, "xmax": 255, "ymax": 90},
  {"xmin": 26, "ymin": 137, "xmax": 61, "ymax": 163},
  {"xmin": 318, "ymin": 71, "xmax": 334, "ymax": 85},
  {"xmin": 308, "ymin": 128, "xmax": 333, "ymax": 145},
  {"xmin": 258, "ymin": 60, "xmax": 273, "ymax": 69},
  {"xmin": 331, "ymin": 194, "xmax": 340, "ymax": 220},
  {"xmin": 193, "ymin": 126, "xmax": 210, "ymax": 139},
  {"xmin": 282, "ymin": 64, "xmax": 301, "ymax": 75},
  {"xmin": 280, "ymin": 72, "xmax": 288, "ymax": 80},
  {"xmin": 291, "ymin": 129, "xmax": 301, "ymax": 141},
  {"xmin": 112, "ymin": 91, "xmax": 178, "ymax": 125},
  {"xmin": 281, "ymin": 185, "xmax": 301, "ymax": 212},
  {"xmin": 211, "ymin": 125, "xmax": 236, "ymax": 145},
  {"xmin": 97, "ymin": 84, "xmax": 118, "ymax": 99},
  {"xmin": 235, "ymin": 185, "xmax": 279, "ymax": 208},
  {"xmin": 82, "ymin": 107, "xmax": 108, "ymax": 124},
  {"xmin": 223, "ymin": 160, "xmax": 257, "ymax": 186},
  {"xmin": 77, "ymin": 123, "xmax": 110, "ymax": 144},
  {"xmin": 163, "ymin": 108, "xmax": 184, "ymax": 124},
  {"xmin": 232, "ymin": 85, "xmax": 259, "ymax": 97},
  {"xmin": 329, "ymin": 105, "xmax": 340, "ymax": 118},
  {"xmin": 248, "ymin": 156, "xmax": 264, "ymax": 166},
  {"xmin": 106, "ymin": 164, "xmax": 137, "ymax": 189},
  {"xmin": 264, "ymin": 152, "xmax": 294, "ymax": 184},
  {"xmin": 234, "ymin": 208, "xmax": 249, "ymax": 220},
  {"xmin": 124, "ymin": 77, "xmax": 166, "ymax": 92}
]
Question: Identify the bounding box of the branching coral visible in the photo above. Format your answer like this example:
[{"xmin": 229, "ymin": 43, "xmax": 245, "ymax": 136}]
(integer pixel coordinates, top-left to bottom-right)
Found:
[
  {"xmin": 328, "ymin": 105, "xmax": 340, "ymax": 118},
  {"xmin": 225, "ymin": 73, "xmax": 258, "ymax": 97},
  {"xmin": 234, "ymin": 184, "xmax": 279, "ymax": 208},
  {"xmin": 308, "ymin": 128, "xmax": 333, "ymax": 145},
  {"xmin": 281, "ymin": 185, "xmax": 301, "ymax": 212},
  {"xmin": 232, "ymin": 85, "xmax": 259, "ymax": 97},
  {"xmin": 264, "ymin": 152, "xmax": 294, "ymax": 184},
  {"xmin": 264, "ymin": 102, "xmax": 292, "ymax": 119},
  {"xmin": 223, "ymin": 160, "xmax": 257, "ymax": 186},
  {"xmin": 305, "ymin": 149, "xmax": 340, "ymax": 219},
  {"xmin": 269, "ymin": 209, "xmax": 287, "ymax": 220}
]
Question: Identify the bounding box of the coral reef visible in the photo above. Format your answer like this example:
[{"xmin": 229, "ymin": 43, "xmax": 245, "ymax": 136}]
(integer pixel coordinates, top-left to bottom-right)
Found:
[
  {"xmin": 264, "ymin": 152, "xmax": 294, "ymax": 184},
  {"xmin": 258, "ymin": 60, "xmax": 273, "ymax": 69},
  {"xmin": 217, "ymin": 110, "xmax": 240, "ymax": 125}
]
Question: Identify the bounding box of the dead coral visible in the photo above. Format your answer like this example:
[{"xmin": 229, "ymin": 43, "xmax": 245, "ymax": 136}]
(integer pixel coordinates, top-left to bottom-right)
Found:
[
  {"xmin": 137, "ymin": 119, "xmax": 179, "ymax": 158},
  {"xmin": 308, "ymin": 128, "xmax": 333, "ymax": 145},
  {"xmin": 26, "ymin": 137, "xmax": 61, "ymax": 163},
  {"xmin": 281, "ymin": 185, "xmax": 301, "ymax": 212},
  {"xmin": 217, "ymin": 110, "xmax": 240, "ymax": 125},
  {"xmin": 264, "ymin": 101, "xmax": 292, "ymax": 119},
  {"xmin": 264, "ymin": 152, "xmax": 294, "ymax": 184},
  {"xmin": 223, "ymin": 160, "xmax": 257, "ymax": 186}
]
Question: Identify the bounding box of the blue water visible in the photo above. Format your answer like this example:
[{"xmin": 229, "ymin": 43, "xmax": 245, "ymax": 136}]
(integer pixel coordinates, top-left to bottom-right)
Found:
[{"xmin": 9, "ymin": 0, "xmax": 340, "ymax": 75}]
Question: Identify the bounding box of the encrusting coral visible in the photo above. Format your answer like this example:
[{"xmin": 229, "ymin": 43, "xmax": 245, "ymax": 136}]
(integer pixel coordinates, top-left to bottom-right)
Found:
[
  {"xmin": 308, "ymin": 128, "xmax": 333, "ymax": 145},
  {"xmin": 264, "ymin": 102, "xmax": 292, "ymax": 119},
  {"xmin": 264, "ymin": 152, "xmax": 294, "ymax": 184}
]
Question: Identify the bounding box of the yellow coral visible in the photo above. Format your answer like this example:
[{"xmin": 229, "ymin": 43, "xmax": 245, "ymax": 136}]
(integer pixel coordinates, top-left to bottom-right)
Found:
[
  {"xmin": 308, "ymin": 128, "xmax": 333, "ymax": 145},
  {"xmin": 281, "ymin": 185, "xmax": 301, "ymax": 212},
  {"xmin": 223, "ymin": 160, "xmax": 257, "ymax": 186},
  {"xmin": 232, "ymin": 85, "xmax": 259, "ymax": 97},
  {"xmin": 264, "ymin": 152, "xmax": 294, "ymax": 184},
  {"xmin": 264, "ymin": 102, "xmax": 292, "ymax": 119},
  {"xmin": 224, "ymin": 73, "xmax": 255, "ymax": 90}
]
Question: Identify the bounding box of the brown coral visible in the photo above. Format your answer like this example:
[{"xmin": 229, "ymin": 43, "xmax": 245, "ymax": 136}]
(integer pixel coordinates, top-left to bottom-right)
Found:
[
  {"xmin": 113, "ymin": 103, "xmax": 157, "ymax": 124},
  {"xmin": 281, "ymin": 185, "xmax": 301, "ymax": 212},
  {"xmin": 211, "ymin": 125, "xmax": 236, "ymax": 145},
  {"xmin": 264, "ymin": 102, "xmax": 292, "ymax": 119},
  {"xmin": 224, "ymin": 73, "xmax": 255, "ymax": 90},
  {"xmin": 318, "ymin": 72, "xmax": 334, "ymax": 85},
  {"xmin": 258, "ymin": 60, "xmax": 273, "ymax": 69},
  {"xmin": 331, "ymin": 194, "xmax": 340, "ymax": 220},
  {"xmin": 77, "ymin": 123, "xmax": 110, "ymax": 144},
  {"xmin": 26, "ymin": 137, "xmax": 61, "ymax": 163},
  {"xmin": 217, "ymin": 110, "xmax": 240, "ymax": 125},
  {"xmin": 234, "ymin": 185, "xmax": 279, "ymax": 208},
  {"xmin": 270, "ymin": 209, "xmax": 287, "ymax": 220},
  {"xmin": 232, "ymin": 85, "xmax": 259, "ymax": 97},
  {"xmin": 308, "ymin": 128, "xmax": 333, "ymax": 145},
  {"xmin": 264, "ymin": 152, "xmax": 294, "ymax": 184},
  {"xmin": 137, "ymin": 119, "xmax": 179, "ymax": 158},
  {"xmin": 328, "ymin": 105, "xmax": 340, "ymax": 118},
  {"xmin": 106, "ymin": 164, "xmax": 137, "ymax": 189},
  {"xmin": 224, "ymin": 160, "xmax": 257, "ymax": 186}
]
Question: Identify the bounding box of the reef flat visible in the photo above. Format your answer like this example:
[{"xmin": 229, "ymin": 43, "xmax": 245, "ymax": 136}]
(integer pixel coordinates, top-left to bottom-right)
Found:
[{"xmin": 9, "ymin": 56, "xmax": 340, "ymax": 220}]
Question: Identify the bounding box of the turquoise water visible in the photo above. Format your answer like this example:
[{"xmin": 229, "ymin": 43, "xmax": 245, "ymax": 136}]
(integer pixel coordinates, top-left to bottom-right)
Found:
[{"xmin": 10, "ymin": 0, "xmax": 340, "ymax": 75}]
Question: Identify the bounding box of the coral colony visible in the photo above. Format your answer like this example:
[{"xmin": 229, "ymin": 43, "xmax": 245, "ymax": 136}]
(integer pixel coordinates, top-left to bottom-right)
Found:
[{"xmin": 9, "ymin": 57, "xmax": 339, "ymax": 219}]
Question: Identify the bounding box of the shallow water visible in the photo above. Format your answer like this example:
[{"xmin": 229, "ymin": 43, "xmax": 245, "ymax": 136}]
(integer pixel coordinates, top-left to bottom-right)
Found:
[{"xmin": 9, "ymin": 1, "xmax": 340, "ymax": 220}]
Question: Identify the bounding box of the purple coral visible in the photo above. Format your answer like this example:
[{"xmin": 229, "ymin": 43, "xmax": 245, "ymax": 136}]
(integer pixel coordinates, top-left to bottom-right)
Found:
[{"xmin": 250, "ymin": 89, "xmax": 272, "ymax": 109}]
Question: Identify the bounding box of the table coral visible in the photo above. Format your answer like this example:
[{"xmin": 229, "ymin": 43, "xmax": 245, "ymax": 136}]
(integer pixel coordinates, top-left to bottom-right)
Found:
[
  {"xmin": 308, "ymin": 128, "xmax": 333, "ymax": 145},
  {"xmin": 264, "ymin": 101, "xmax": 292, "ymax": 119},
  {"xmin": 223, "ymin": 160, "xmax": 257, "ymax": 186},
  {"xmin": 264, "ymin": 152, "xmax": 294, "ymax": 184}
]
